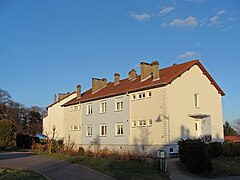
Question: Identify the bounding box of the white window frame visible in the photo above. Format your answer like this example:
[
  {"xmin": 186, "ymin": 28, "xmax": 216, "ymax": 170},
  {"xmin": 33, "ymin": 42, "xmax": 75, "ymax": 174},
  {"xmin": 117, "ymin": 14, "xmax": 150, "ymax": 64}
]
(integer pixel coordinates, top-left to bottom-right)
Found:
[
  {"xmin": 138, "ymin": 120, "xmax": 146, "ymax": 127},
  {"xmin": 147, "ymin": 119, "xmax": 153, "ymax": 127},
  {"xmin": 194, "ymin": 93, "xmax": 200, "ymax": 108},
  {"xmin": 131, "ymin": 120, "xmax": 136, "ymax": 128},
  {"xmin": 115, "ymin": 123, "xmax": 124, "ymax": 136},
  {"xmin": 86, "ymin": 125, "xmax": 92, "ymax": 136},
  {"xmin": 131, "ymin": 94, "xmax": 136, "ymax": 101},
  {"xmin": 137, "ymin": 92, "xmax": 146, "ymax": 100},
  {"xmin": 146, "ymin": 91, "xmax": 152, "ymax": 98},
  {"xmin": 100, "ymin": 124, "xmax": 107, "ymax": 136},
  {"xmin": 86, "ymin": 104, "xmax": 93, "ymax": 115},
  {"xmin": 115, "ymin": 99, "xmax": 123, "ymax": 111},
  {"xmin": 100, "ymin": 101, "xmax": 107, "ymax": 113}
]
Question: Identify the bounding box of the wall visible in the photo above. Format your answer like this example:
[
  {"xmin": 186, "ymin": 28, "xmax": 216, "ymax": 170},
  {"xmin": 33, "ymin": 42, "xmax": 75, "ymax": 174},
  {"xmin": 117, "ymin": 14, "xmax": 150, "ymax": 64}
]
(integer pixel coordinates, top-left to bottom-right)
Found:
[
  {"xmin": 63, "ymin": 103, "xmax": 82, "ymax": 149},
  {"xmin": 129, "ymin": 87, "xmax": 167, "ymax": 154},
  {"xmin": 167, "ymin": 65, "xmax": 224, "ymax": 145},
  {"xmin": 82, "ymin": 94, "xmax": 130, "ymax": 152},
  {"xmin": 44, "ymin": 93, "xmax": 76, "ymax": 139}
]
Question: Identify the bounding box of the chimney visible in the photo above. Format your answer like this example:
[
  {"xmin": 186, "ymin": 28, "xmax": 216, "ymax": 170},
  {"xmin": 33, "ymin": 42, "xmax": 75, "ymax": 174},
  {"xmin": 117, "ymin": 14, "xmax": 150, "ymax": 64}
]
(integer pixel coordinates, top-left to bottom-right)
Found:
[
  {"xmin": 92, "ymin": 78, "xmax": 107, "ymax": 93},
  {"xmin": 58, "ymin": 93, "xmax": 70, "ymax": 101},
  {"xmin": 151, "ymin": 61, "xmax": 160, "ymax": 80},
  {"xmin": 128, "ymin": 69, "xmax": 137, "ymax": 80},
  {"xmin": 54, "ymin": 94, "xmax": 57, "ymax": 103},
  {"xmin": 77, "ymin": 84, "xmax": 81, "ymax": 98},
  {"xmin": 140, "ymin": 62, "xmax": 153, "ymax": 81},
  {"xmin": 114, "ymin": 73, "xmax": 120, "ymax": 85}
]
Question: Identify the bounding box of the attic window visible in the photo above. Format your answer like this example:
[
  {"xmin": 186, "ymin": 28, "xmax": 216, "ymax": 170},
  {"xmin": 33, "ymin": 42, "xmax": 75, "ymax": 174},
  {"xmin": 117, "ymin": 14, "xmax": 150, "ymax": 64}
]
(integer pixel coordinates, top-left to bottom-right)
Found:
[{"xmin": 194, "ymin": 93, "xmax": 200, "ymax": 108}]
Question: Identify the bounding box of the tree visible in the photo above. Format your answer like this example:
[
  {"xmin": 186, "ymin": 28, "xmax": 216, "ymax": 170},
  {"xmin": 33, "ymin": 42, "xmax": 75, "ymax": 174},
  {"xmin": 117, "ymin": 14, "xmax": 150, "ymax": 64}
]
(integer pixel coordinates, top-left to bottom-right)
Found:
[
  {"xmin": 223, "ymin": 121, "xmax": 238, "ymax": 136},
  {"xmin": 232, "ymin": 119, "xmax": 240, "ymax": 135},
  {"xmin": 0, "ymin": 119, "xmax": 16, "ymax": 147}
]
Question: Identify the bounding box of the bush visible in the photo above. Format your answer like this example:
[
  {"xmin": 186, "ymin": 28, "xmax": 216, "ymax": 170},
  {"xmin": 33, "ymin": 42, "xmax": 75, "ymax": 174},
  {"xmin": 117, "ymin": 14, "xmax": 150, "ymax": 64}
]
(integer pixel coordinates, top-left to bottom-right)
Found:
[
  {"xmin": 178, "ymin": 139, "xmax": 213, "ymax": 173},
  {"xmin": 223, "ymin": 143, "xmax": 240, "ymax": 157},
  {"xmin": 0, "ymin": 119, "xmax": 16, "ymax": 147},
  {"xmin": 78, "ymin": 147, "xmax": 85, "ymax": 156},
  {"xmin": 207, "ymin": 142, "xmax": 223, "ymax": 159}
]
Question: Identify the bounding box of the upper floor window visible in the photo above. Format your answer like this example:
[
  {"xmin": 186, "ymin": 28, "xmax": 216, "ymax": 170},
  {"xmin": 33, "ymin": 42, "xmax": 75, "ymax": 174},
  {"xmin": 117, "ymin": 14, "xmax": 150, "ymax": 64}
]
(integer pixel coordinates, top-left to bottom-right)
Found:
[
  {"xmin": 132, "ymin": 120, "xmax": 136, "ymax": 128},
  {"xmin": 138, "ymin": 120, "xmax": 146, "ymax": 127},
  {"xmin": 115, "ymin": 99, "xmax": 123, "ymax": 111},
  {"xmin": 147, "ymin": 91, "xmax": 152, "ymax": 98},
  {"xmin": 147, "ymin": 119, "xmax": 153, "ymax": 127},
  {"xmin": 100, "ymin": 101, "xmax": 107, "ymax": 113},
  {"xmin": 86, "ymin": 124, "xmax": 92, "ymax": 136},
  {"xmin": 138, "ymin": 92, "xmax": 145, "ymax": 99},
  {"xmin": 131, "ymin": 94, "xmax": 136, "ymax": 101},
  {"xmin": 86, "ymin": 104, "xmax": 93, "ymax": 115},
  {"xmin": 116, "ymin": 123, "xmax": 124, "ymax": 136},
  {"xmin": 100, "ymin": 124, "xmax": 107, "ymax": 136},
  {"xmin": 194, "ymin": 93, "xmax": 200, "ymax": 108}
]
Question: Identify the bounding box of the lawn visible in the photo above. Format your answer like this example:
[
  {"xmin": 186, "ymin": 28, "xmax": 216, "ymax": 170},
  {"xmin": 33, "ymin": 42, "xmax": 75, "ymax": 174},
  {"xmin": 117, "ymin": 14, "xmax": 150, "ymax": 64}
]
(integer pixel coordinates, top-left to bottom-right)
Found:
[
  {"xmin": 210, "ymin": 156, "xmax": 240, "ymax": 177},
  {"xmin": 0, "ymin": 168, "xmax": 47, "ymax": 180},
  {"xmin": 44, "ymin": 153, "xmax": 169, "ymax": 180}
]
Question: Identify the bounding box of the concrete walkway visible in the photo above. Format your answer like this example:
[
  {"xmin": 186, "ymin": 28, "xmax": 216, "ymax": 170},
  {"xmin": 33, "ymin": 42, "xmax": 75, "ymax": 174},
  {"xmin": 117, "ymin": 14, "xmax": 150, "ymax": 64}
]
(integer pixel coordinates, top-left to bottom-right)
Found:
[
  {"xmin": 0, "ymin": 152, "xmax": 114, "ymax": 180},
  {"xmin": 167, "ymin": 158, "xmax": 240, "ymax": 180}
]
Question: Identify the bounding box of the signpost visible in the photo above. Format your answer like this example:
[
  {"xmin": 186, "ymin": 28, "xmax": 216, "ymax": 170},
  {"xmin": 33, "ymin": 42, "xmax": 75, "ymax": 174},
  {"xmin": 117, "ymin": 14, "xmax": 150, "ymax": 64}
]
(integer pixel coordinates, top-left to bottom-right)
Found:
[{"xmin": 157, "ymin": 150, "xmax": 167, "ymax": 174}]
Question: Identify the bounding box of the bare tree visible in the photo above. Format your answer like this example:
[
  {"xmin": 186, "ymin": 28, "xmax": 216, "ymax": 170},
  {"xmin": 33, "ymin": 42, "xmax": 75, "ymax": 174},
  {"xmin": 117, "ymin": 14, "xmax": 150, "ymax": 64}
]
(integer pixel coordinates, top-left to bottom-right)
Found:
[{"xmin": 232, "ymin": 119, "xmax": 240, "ymax": 135}]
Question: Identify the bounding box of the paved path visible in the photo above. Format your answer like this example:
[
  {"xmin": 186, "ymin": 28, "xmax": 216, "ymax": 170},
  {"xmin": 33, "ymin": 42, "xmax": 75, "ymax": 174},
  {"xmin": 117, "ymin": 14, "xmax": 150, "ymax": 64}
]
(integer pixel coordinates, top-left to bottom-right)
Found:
[
  {"xmin": 168, "ymin": 158, "xmax": 240, "ymax": 180},
  {"xmin": 0, "ymin": 152, "xmax": 114, "ymax": 180}
]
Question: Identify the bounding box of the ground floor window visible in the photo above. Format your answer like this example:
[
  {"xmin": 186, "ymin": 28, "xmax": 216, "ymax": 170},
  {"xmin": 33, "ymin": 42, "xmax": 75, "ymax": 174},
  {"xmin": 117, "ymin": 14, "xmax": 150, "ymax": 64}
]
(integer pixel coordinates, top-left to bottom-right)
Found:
[
  {"xmin": 86, "ymin": 125, "xmax": 92, "ymax": 136},
  {"xmin": 116, "ymin": 123, "xmax": 124, "ymax": 136}
]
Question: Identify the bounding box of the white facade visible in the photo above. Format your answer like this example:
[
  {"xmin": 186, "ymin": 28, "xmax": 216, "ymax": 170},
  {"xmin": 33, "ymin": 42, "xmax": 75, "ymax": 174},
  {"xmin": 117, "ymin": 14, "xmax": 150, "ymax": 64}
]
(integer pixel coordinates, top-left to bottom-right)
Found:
[
  {"xmin": 43, "ymin": 93, "xmax": 76, "ymax": 140},
  {"xmin": 82, "ymin": 94, "xmax": 130, "ymax": 152}
]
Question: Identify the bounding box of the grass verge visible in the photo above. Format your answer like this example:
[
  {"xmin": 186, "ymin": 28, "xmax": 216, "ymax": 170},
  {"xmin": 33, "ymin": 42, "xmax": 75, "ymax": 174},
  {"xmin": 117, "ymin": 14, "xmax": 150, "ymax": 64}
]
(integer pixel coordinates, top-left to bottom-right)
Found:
[
  {"xmin": 44, "ymin": 153, "xmax": 169, "ymax": 180},
  {"xmin": 177, "ymin": 156, "xmax": 240, "ymax": 178},
  {"xmin": 0, "ymin": 168, "xmax": 47, "ymax": 180}
]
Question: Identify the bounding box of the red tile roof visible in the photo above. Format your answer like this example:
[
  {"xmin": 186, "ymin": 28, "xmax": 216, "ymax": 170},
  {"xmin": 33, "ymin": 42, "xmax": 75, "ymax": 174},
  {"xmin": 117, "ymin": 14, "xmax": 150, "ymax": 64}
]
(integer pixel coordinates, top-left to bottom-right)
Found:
[
  {"xmin": 47, "ymin": 91, "xmax": 76, "ymax": 108},
  {"xmin": 63, "ymin": 60, "xmax": 225, "ymax": 106},
  {"xmin": 224, "ymin": 136, "xmax": 240, "ymax": 142}
]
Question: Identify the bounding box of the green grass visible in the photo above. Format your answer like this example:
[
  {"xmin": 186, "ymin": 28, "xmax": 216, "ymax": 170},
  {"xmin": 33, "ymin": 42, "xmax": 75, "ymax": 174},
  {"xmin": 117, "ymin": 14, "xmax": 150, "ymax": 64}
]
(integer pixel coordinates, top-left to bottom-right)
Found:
[
  {"xmin": 0, "ymin": 168, "xmax": 47, "ymax": 180},
  {"xmin": 177, "ymin": 156, "xmax": 240, "ymax": 178},
  {"xmin": 210, "ymin": 156, "xmax": 240, "ymax": 177},
  {"xmin": 44, "ymin": 153, "xmax": 169, "ymax": 180}
]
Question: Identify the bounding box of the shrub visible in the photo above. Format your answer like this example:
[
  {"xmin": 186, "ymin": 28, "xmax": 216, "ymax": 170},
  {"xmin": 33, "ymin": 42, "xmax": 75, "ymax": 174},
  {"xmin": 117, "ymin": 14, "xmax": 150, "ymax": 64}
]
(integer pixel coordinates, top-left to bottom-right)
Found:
[
  {"xmin": 78, "ymin": 147, "xmax": 85, "ymax": 156},
  {"xmin": 178, "ymin": 139, "xmax": 213, "ymax": 173},
  {"xmin": 0, "ymin": 119, "xmax": 16, "ymax": 147},
  {"xmin": 16, "ymin": 134, "xmax": 31, "ymax": 149},
  {"xmin": 207, "ymin": 142, "xmax": 223, "ymax": 159}
]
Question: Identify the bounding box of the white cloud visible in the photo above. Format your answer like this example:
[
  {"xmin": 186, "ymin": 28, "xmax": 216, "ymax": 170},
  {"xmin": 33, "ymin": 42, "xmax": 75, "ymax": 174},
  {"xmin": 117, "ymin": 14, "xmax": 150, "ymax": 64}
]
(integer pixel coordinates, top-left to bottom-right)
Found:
[
  {"xmin": 185, "ymin": 0, "xmax": 203, "ymax": 3},
  {"xmin": 176, "ymin": 51, "xmax": 199, "ymax": 60},
  {"xmin": 169, "ymin": 16, "xmax": 198, "ymax": 27},
  {"xmin": 130, "ymin": 13, "xmax": 151, "ymax": 21},
  {"xmin": 159, "ymin": 7, "xmax": 174, "ymax": 15},
  {"xmin": 216, "ymin": 10, "xmax": 225, "ymax": 15},
  {"xmin": 209, "ymin": 16, "xmax": 219, "ymax": 25}
]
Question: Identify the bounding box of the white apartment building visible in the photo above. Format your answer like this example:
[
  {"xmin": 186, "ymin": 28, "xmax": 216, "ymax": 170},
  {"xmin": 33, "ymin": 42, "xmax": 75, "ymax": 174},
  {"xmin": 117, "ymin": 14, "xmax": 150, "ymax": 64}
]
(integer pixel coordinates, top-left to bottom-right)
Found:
[{"xmin": 44, "ymin": 60, "xmax": 225, "ymax": 155}]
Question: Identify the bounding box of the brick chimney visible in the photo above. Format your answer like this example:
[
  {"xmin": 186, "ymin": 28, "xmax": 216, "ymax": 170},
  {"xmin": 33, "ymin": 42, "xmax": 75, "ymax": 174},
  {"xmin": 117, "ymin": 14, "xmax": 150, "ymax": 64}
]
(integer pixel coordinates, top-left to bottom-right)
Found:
[
  {"xmin": 114, "ymin": 73, "xmax": 120, "ymax": 85},
  {"xmin": 77, "ymin": 84, "xmax": 81, "ymax": 98},
  {"xmin": 140, "ymin": 62, "xmax": 153, "ymax": 81},
  {"xmin": 92, "ymin": 78, "xmax": 107, "ymax": 93},
  {"xmin": 54, "ymin": 94, "xmax": 57, "ymax": 103},
  {"xmin": 128, "ymin": 69, "xmax": 137, "ymax": 80},
  {"xmin": 151, "ymin": 61, "xmax": 160, "ymax": 80}
]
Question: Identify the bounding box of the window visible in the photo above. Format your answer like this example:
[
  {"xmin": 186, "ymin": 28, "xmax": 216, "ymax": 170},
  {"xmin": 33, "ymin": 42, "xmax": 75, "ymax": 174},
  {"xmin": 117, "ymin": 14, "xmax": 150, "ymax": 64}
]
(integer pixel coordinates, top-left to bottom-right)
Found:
[
  {"xmin": 115, "ymin": 99, "xmax": 123, "ymax": 111},
  {"xmin": 69, "ymin": 126, "xmax": 72, "ymax": 131},
  {"xmin": 138, "ymin": 120, "xmax": 146, "ymax": 127},
  {"xmin": 73, "ymin": 126, "xmax": 78, "ymax": 130},
  {"xmin": 131, "ymin": 94, "xmax": 136, "ymax": 101},
  {"xmin": 100, "ymin": 101, "xmax": 107, "ymax": 113},
  {"xmin": 86, "ymin": 125, "xmax": 92, "ymax": 136},
  {"xmin": 70, "ymin": 107, "xmax": 73, "ymax": 111},
  {"xmin": 100, "ymin": 124, "xmax": 107, "ymax": 136},
  {"xmin": 74, "ymin": 106, "xmax": 78, "ymax": 111},
  {"xmin": 138, "ymin": 92, "xmax": 145, "ymax": 99},
  {"xmin": 116, "ymin": 123, "xmax": 124, "ymax": 136},
  {"xmin": 147, "ymin": 91, "xmax": 152, "ymax": 98},
  {"xmin": 169, "ymin": 148, "xmax": 174, "ymax": 153},
  {"xmin": 86, "ymin": 104, "xmax": 93, "ymax": 115},
  {"xmin": 147, "ymin": 119, "xmax": 153, "ymax": 127},
  {"xmin": 132, "ymin": 121, "xmax": 136, "ymax": 128},
  {"xmin": 194, "ymin": 93, "xmax": 199, "ymax": 108},
  {"xmin": 195, "ymin": 123, "xmax": 198, "ymax": 131}
]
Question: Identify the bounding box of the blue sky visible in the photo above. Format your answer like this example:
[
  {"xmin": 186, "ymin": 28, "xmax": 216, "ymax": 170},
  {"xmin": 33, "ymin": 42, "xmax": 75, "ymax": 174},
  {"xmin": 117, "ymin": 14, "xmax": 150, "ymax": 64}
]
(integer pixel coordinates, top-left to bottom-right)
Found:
[{"xmin": 0, "ymin": 0, "xmax": 239, "ymax": 122}]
